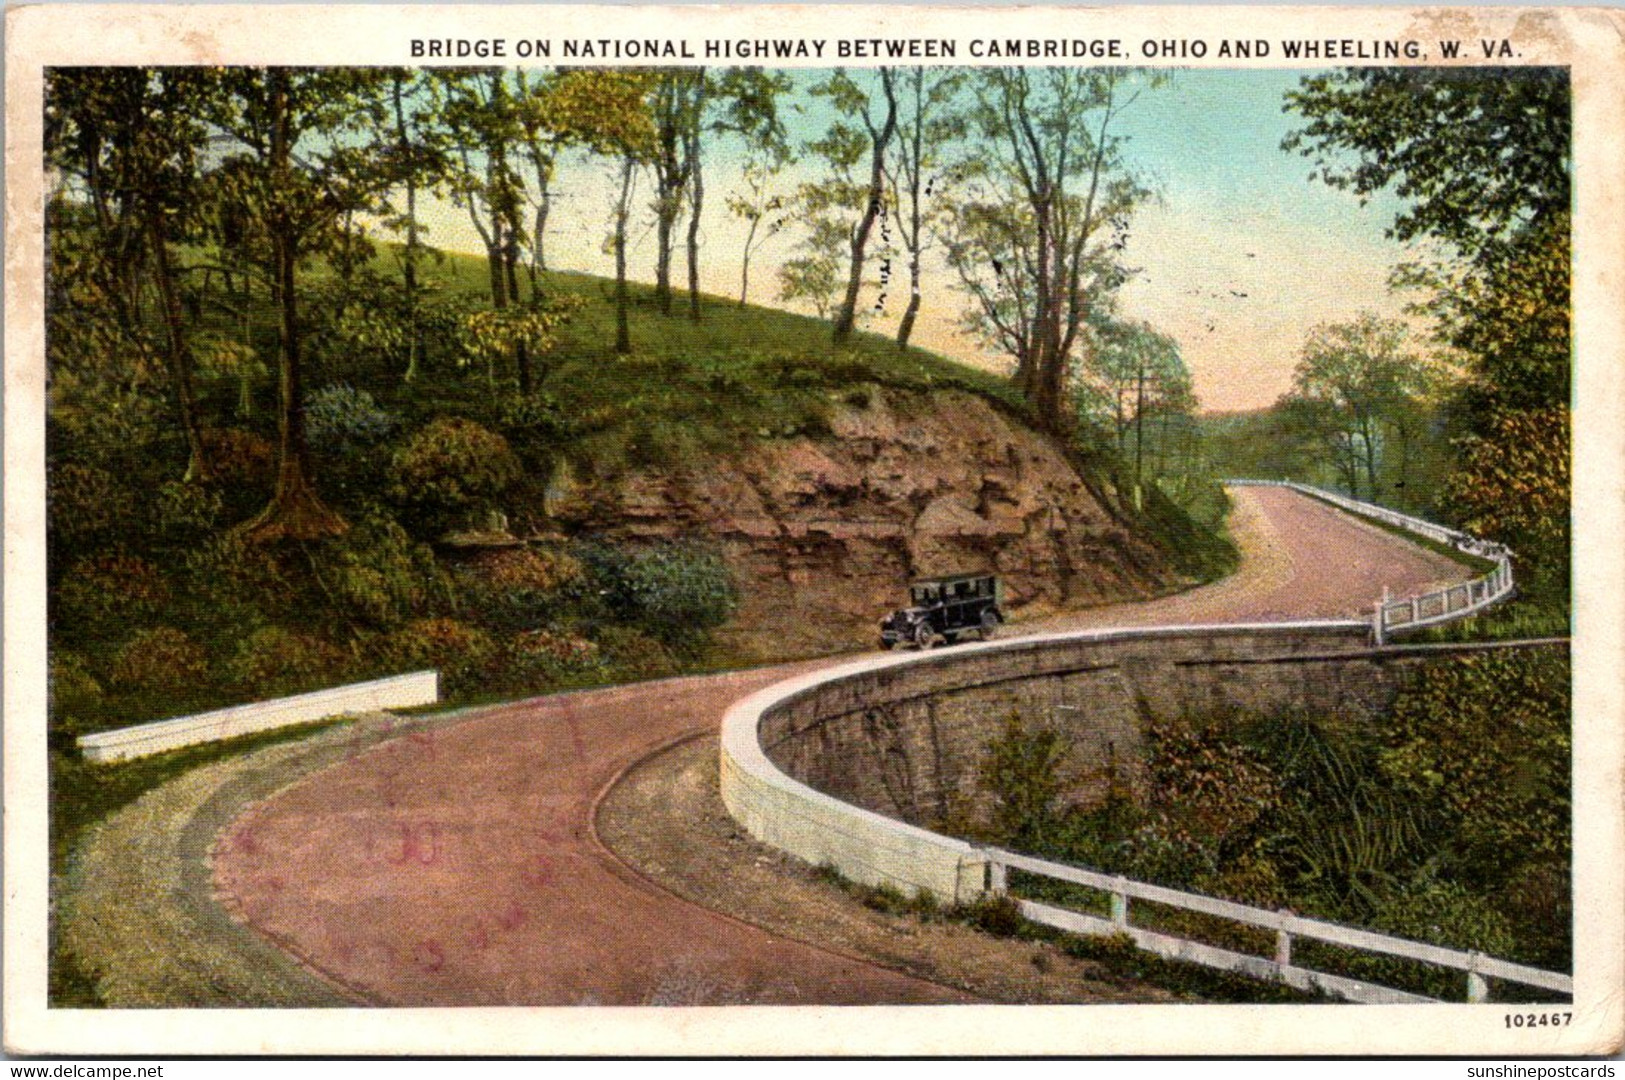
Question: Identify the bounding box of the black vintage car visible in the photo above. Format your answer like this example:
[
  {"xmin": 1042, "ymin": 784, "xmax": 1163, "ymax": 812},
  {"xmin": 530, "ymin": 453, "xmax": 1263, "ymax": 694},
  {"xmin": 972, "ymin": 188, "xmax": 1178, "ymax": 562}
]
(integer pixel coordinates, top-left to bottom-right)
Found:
[{"xmin": 879, "ymin": 573, "xmax": 1004, "ymax": 649}]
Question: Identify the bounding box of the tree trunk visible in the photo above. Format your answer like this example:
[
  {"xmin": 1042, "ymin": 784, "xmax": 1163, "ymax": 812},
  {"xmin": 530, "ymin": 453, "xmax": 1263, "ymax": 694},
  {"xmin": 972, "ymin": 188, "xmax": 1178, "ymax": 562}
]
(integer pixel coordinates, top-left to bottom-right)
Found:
[
  {"xmin": 242, "ymin": 70, "xmax": 346, "ymax": 544},
  {"xmin": 739, "ymin": 216, "xmax": 758, "ymax": 308},
  {"xmin": 614, "ymin": 156, "xmax": 634, "ymax": 355},
  {"xmin": 147, "ymin": 215, "xmax": 212, "ymax": 484},
  {"xmin": 505, "ymin": 238, "xmax": 531, "ymax": 393},
  {"xmin": 655, "ymin": 204, "xmax": 675, "ymax": 316},
  {"xmin": 392, "ymin": 74, "xmax": 422, "ymax": 384},
  {"xmin": 833, "ymin": 70, "xmax": 898, "ymax": 345},
  {"xmin": 686, "ymin": 79, "xmax": 706, "ymax": 322},
  {"xmin": 897, "ymin": 289, "xmax": 921, "ymax": 351}
]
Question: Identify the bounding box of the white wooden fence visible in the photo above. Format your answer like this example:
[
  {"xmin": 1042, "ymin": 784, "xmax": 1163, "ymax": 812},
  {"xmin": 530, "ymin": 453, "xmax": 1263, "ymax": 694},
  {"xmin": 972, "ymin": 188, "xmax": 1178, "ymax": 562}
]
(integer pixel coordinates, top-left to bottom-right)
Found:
[
  {"xmin": 987, "ymin": 846, "xmax": 1572, "ymax": 1004},
  {"xmin": 1226, "ymin": 480, "xmax": 1516, "ymax": 644},
  {"xmin": 76, "ymin": 670, "xmax": 439, "ymax": 763}
]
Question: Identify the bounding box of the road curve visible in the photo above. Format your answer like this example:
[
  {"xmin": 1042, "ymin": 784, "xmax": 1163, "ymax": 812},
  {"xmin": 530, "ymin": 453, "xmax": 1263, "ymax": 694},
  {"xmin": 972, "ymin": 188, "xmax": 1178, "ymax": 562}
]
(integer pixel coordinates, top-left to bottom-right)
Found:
[{"xmin": 211, "ymin": 486, "xmax": 1473, "ymax": 1006}]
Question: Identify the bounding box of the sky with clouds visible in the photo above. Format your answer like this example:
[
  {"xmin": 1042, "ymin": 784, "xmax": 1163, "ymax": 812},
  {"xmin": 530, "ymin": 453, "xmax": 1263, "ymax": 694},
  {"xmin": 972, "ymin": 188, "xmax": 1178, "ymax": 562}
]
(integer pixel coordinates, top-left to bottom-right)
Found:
[{"xmin": 413, "ymin": 67, "xmax": 1420, "ymax": 414}]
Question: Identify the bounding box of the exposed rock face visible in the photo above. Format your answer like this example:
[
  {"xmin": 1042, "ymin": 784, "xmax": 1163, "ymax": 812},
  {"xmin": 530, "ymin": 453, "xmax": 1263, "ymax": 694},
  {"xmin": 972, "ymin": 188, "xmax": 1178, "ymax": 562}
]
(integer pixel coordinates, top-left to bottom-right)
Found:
[{"xmin": 555, "ymin": 389, "xmax": 1183, "ymax": 661}]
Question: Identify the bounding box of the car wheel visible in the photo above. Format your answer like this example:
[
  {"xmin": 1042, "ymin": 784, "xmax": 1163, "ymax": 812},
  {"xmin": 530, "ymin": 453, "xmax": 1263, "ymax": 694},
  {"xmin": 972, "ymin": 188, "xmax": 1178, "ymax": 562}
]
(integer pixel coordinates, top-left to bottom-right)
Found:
[
  {"xmin": 980, "ymin": 610, "xmax": 1000, "ymax": 641},
  {"xmin": 879, "ymin": 638, "xmax": 894, "ymax": 651},
  {"xmin": 912, "ymin": 622, "xmax": 934, "ymax": 649}
]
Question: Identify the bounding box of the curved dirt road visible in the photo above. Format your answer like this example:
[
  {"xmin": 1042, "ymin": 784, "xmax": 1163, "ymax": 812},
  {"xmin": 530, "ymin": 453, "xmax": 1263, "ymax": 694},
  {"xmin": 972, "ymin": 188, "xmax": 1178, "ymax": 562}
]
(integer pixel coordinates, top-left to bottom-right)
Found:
[{"xmin": 211, "ymin": 486, "xmax": 1473, "ymax": 1006}]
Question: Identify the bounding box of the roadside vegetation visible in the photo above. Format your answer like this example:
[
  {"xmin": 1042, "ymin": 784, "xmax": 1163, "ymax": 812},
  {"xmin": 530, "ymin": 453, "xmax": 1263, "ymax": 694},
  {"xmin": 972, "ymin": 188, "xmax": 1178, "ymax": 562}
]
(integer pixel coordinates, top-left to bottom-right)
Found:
[{"xmin": 974, "ymin": 644, "xmax": 1571, "ymax": 1000}]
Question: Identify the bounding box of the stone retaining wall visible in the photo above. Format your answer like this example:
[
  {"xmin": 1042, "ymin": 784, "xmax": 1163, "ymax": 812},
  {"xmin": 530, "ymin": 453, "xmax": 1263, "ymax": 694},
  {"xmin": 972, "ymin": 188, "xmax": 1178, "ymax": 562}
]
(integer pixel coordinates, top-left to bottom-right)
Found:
[{"xmin": 721, "ymin": 624, "xmax": 1566, "ymax": 902}]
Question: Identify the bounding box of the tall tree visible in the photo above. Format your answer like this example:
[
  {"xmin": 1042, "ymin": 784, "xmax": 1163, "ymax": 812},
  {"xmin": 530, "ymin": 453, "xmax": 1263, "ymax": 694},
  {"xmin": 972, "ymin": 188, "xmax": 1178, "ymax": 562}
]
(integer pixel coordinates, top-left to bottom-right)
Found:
[
  {"xmin": 943, "ymin": 68, "xmax": 1151, "ymax": 433},
  {"xmin": 1280, "ymin": 313, "xmax": 1426, "ymax": 501},
  {"xmin": 648, "ymin": 68, "xmax": 705, "ymax": 317},
  {"xmin": 727, "ymin": 152, "xmax": 789, "ymax": 308},
  {"xmin": 884, "ymin": 67, "xmax": 966, "ymax": 350},
  {"xmin": 683, "ymin": 68, "xmax": 791, "ymax": 322},
  {"xmin": 1082, "ymin": 318, "xmax": 1190, "ymax": 504},
  {"xmin": 1284, "ymin": 67, "xmax": 1571, "ymax": 416},
  {"xmin": 381, "ymin": 69, "xmax": 454, "ymax": 384},
  {"xmin": 44, "ymin": 68, "xmax": 216, "ymax": 482},
  {"xmin": 210, "ymin": 68, "xmax": 395, "ymax": 541},
  {"xmin": 1285, "ymin": 68, "xmax": 1571, "ymax": 589},
  {"xmin": 804, "ymin": 68, "xmax": 899, "ymax": 344}
]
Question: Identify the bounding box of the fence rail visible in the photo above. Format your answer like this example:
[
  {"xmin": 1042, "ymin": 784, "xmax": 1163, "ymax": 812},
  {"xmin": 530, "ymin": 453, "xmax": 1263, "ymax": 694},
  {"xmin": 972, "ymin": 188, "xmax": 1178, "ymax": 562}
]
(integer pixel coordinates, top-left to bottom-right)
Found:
[
  {"xmin": 1226, "ymin": 480, "xmax": 1515, "ymax": 643},
  {"xmin": 76, "ymin": 670, "xmax": 440, "ymax": 763},
  {"xmin": 988, "ymin": 846, "xmax": 1572, "ymax": 1004}
]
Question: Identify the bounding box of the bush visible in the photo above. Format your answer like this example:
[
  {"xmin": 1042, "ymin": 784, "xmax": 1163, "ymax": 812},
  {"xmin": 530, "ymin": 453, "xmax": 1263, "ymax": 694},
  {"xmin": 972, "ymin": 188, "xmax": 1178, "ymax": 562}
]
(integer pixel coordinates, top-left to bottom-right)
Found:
[
  {"xmin": 379, "ymin": 617, "xmax": 496, "ymax": 696},
  {"xmin": 388, "ymin": 417, "xmax": 523, "ymax": 534},
  {"xmin": 576, "ymin": 541, "xmax": 738, "ymax": 646},
  {"xmin": 502, "ymin": 629, "xmax": 603, "ymax": 689},
  {"xmin": 307, "ymin": 384, "xmax": 399, "ymax": 450},
  {"xmin": 108, "ymin": 626, "xmax": 211, "ymax": 696},
  {"xmin": 591, "ymin": 625, "xmax": 681, "ymax": 682},
  {"xmin": 980, "ymin": 712, "xmax": 1073, "ymax": 849},
  {"xmin": 200, "ymin": 428, "xmax": 275, "ymax": 490},
  {"xmin": 150, "ymin": 480, "xmax": 224, "ymax": 544},
  {"xmin": 958, "ymin": 893, "xmax": 1026, "ymax": 938},
  {"xmin": 1376, "ymin": 649, "xmax": 1570, "ymax": 888},
  {"xmin": 48, "ymin": 651, "xmax": 105, "ymax": 742},
  {"xmin": 226, "ymin": 626, "xmax": 348, "ymax": 699},
  {"xmin": 322, "ymin": 514, "xmax": 445, "ymax": 630},
  {"xmin": 1342, "ymin": 877, "xmax": 1520, "ymax": 1000},
  {"xmin": 455, "ymin": 547, "xmax": 584, "ymax": 634},
  {"xmin": 48, "ymin": 463, "xmax": 132, "ymax": 552},
  {"xmin": 54, "ymin": 554, "xmax": 170, "ymax": 641}
]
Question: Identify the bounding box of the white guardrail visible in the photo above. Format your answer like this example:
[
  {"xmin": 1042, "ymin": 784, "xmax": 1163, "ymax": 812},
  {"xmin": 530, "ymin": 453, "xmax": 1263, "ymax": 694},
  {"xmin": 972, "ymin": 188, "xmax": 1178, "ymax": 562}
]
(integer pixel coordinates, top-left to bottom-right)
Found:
[
  {"xmin": 989, "ymin": 847, "xmax": 1570, "ymax": 1005},
  {"xmin": 1225, "ymin": 479, "xmax": 1516, "ymax": 644},
  {"xmin": 76, "ymin": 670, "xmax": 440, "ymax": 763}
]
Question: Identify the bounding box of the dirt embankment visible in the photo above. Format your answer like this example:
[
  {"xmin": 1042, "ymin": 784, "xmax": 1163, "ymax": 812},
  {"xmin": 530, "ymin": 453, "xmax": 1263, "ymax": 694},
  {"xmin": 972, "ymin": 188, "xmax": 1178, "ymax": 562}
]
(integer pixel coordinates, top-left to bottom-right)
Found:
[{"xmin": 550, "ymin": 388, "xmax": 1183, "ymax": 659}]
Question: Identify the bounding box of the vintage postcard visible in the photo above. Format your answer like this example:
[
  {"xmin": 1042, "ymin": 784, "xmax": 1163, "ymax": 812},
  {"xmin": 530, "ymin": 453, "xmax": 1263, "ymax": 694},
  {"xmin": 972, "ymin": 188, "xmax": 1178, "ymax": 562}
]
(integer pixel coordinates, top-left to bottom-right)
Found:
[{"xmin": 5, "ymin": 2, "xmax": 1622, "ymax": 1058}]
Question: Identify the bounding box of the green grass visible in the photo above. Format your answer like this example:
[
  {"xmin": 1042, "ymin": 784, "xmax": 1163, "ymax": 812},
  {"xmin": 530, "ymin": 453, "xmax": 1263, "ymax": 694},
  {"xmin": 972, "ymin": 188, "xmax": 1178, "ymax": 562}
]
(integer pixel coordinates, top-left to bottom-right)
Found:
[
  {"xmin": 49, "ymin": 718, "xmax": 347, "ymax": 878},
  {"xmin": 365, "ymin": 256, "xmax": 1033, "ymax": 475}
]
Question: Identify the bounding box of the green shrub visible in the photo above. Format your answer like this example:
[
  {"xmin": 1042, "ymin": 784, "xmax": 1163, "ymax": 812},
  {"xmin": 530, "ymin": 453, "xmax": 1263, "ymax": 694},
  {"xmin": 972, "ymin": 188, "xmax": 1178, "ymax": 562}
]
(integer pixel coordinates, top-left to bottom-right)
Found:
[
  {"xmin": 54, "ymin": 554, "xmax": 170, "ymax": 641},
  {"xmin": 322, "ymin": 514, "xmax": 445, "ymax": 630},
  {"xmin": 48, "ymin": 651, "xmax": 105, "ymax": 743},
  {"xmin": 455, "ymin": 547, "xmax": 584, "ymax": 634},
  {"xmin": 388, "ymin": 418, "xmax": 523, "ymax": 534},
  {"xmin": 979, "ymin": 712, "xmax": 1073, "ymax": 849},
  {"xmin": 1377, "ymin": 649, "xmax": 1570, "ymax": 887},
  {"xmin": 502, "ymin": 629, "xmax": 603, "ymax": 689},
  {"xmin": 958, "ymin": 893, "xmax": 1027, "ymax": 938},
  {"xmin": 379, "ymin": 617, "xmax": 496, "ymax": 695},
  {"xmin": 200, "ymin": 428, "xmax": 275, "ymax": 489},
  {"xmin": 576, "ymin": 541, "xmax": 737, "ymax": 646},
  {"xmin": 592, "ymin": 625, "xmax": 681, "ymax": 682},
  {"xmin": 1340, "ymin": 877, "xmax": 1520, "ymax": 1001},
  {"xmin": 226, "ymin": 626, "xmax": 348, "ymax": 699},
  {"xmin": 48, "ymin": 463, "xmax": 132, "ymax": 551},
  {"xmin": 150, "ymin": 480, "xmax": 223, "ymax": 544},
  {"xmin": 306, "ymin": 384, "xmax": 398, "ymax": 450},
  {"xmin": 109, "ymin": 626, "xmax": 210, "ymax": 695}
]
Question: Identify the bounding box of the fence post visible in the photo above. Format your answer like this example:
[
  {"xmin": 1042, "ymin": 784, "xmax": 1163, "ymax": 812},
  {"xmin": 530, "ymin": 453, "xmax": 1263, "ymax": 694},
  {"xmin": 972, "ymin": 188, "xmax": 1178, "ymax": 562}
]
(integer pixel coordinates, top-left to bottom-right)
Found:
[
  {"xmin": 1111, "ymin": 876, "xmax": 1129, "ymax": 929},
  {"xmin": 988, "ymin": 858, "xmax": 1007, "ymax": 896},
  {"xmin": 1372, "ymin": 600, "xmax": 1386, "ymax": 646},
  {"xmin": 1467, "ymin": 953, "xmax": 1489, "ymax": 1003},
  {"xmin": 1275, "ymin": 910, "xmax": 1292, "ymax": 971}
]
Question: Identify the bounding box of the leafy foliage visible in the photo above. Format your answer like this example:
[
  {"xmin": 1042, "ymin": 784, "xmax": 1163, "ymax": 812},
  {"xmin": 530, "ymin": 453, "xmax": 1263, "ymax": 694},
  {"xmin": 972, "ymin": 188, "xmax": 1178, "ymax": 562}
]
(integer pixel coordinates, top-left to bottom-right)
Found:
[
  {"xmin": 306, "ymin": 384, "xmax": 399, "ymax": 451},
  {"xmin": 978, "ymin": 649, "xmax": 1571, "ymax": 976},
  {"xmin": 979, "ymin": 713, "xmax": 1075, "ymax": 849},
  {"xmin": 1441, "ymin": 407, "xmax": 1569, "ymax": 598},
  {"xmin": 387, "ymin": 417, "xmax": 523, "ymax": 533}
]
